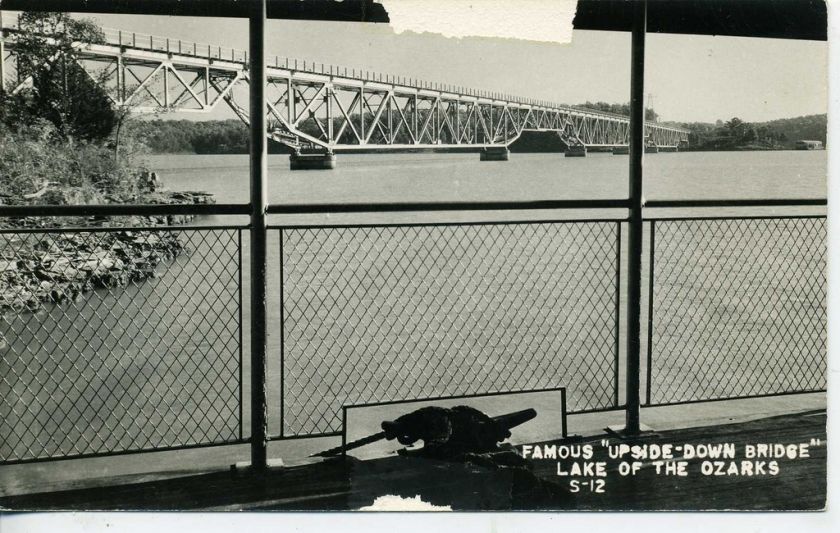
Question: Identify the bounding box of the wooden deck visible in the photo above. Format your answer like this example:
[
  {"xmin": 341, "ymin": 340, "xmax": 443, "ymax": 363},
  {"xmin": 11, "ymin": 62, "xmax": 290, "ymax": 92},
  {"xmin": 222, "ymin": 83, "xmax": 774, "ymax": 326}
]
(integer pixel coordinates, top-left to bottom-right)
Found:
[{"xmin": 0, "ymin": 410, "xmax": 826, "ymax": 511}]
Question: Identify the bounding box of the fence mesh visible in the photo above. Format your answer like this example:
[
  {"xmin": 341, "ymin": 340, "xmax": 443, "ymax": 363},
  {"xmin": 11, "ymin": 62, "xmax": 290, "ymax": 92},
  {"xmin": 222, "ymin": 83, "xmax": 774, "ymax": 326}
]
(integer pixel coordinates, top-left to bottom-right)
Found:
[
  {"xmin": 0, "ymin": 227, "xmax": 242, "ymax": 463},
  {"xmin": 648, "ymin": 217, "xmax": 826, "ymax": 404},
  {"xmin": 281, "ymin": 221, "xmax": 620, "ymax": 436}
]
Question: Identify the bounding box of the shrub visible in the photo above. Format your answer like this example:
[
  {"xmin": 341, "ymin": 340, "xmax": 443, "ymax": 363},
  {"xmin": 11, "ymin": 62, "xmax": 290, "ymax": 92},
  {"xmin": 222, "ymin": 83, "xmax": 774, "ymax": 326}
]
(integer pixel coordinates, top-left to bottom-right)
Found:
[{"xmin": 0, "ymin": 122, "xmax": 147, "ymax": 203}]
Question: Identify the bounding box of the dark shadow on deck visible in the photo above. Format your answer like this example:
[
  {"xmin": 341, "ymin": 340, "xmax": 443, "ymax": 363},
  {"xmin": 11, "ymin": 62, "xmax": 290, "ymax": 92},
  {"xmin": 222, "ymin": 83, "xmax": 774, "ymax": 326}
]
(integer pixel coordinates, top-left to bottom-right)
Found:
[{"xmin": 0, "ymin": 410, "xmax": 826, "ymax": 511}]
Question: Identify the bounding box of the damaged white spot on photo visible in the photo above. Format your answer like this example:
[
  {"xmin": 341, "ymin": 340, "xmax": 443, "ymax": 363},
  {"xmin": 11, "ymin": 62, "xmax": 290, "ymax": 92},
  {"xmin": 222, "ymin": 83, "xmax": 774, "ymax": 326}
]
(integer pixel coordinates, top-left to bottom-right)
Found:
[{"xmin": 358, "ymin": 494, "xmax": 452, "ymax": 511}]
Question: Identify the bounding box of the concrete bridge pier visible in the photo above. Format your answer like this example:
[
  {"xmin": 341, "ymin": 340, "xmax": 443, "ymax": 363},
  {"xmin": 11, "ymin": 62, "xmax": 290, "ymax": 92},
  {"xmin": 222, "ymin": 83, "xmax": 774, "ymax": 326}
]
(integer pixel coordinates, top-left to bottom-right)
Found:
[
  {"xmin": 289, "ymin": 150, "xmax": 337, "ymax": 170},
  {"xmin": 564, "ymin": 145, "xmax": 587, "ymax": 157},
  {"xmin": 479, "ymin": 147, "xmax": 510, "ymax": 161}
]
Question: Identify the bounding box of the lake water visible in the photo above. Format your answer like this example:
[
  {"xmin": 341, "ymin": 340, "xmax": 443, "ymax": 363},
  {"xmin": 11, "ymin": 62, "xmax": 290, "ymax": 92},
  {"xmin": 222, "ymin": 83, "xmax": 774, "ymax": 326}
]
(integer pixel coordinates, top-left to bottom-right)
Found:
[
  {"xmin": 150, "ymin": 150, "xmax": 827, "ymax": 207},
  {"xmin": 0, "ymin": 150, "xmax": 827, "ymax": 464}
]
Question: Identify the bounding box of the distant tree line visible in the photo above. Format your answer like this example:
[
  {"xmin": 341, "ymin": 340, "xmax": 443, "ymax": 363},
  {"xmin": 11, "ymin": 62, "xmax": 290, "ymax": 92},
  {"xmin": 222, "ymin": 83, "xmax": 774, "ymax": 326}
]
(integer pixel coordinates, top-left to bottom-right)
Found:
[
  {"xmin": 576, "ymin": 101, "xmax": 659, "ymax": 122},
  {"xmin": 677, "ymin": 114, "xmax": 826, "ymax": 151},
  {"xmin": 128, "ymin": 119, "xmax": 251, "ymax": 154}
]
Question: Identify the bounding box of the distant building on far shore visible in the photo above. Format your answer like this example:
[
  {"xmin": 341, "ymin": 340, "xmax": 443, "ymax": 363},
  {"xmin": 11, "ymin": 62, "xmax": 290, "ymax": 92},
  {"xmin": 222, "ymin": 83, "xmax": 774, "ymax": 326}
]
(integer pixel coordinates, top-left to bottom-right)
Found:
[{"xmin": 795, "ymin": 140, "xmax": 824, "ymax": 150}]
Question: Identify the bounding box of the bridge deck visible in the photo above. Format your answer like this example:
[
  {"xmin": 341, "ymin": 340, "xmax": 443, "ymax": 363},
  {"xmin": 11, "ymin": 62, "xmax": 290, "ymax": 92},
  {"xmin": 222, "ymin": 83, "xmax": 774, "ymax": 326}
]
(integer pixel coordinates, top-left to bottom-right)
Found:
[{"xmin": 0, "ymin": 410, "xmax": 825, "ymax": 511}]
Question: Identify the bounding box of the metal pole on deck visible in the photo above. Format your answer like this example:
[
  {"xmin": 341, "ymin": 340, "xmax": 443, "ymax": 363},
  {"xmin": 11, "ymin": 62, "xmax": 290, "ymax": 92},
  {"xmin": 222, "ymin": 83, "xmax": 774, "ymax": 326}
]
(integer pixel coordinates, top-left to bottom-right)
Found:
[
  {"xmin": 624, "ymin": 0, "xmax": 646, "ymax": 435},
  {"xmin": 249, "ymin": 0, "xmax": 269, "ymax": 470}
]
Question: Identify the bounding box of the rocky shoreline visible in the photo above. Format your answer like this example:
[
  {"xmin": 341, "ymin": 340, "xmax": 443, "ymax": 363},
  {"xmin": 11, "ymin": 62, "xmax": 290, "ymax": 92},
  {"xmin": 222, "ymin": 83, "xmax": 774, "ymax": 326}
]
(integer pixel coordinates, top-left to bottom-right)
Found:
[
  {"xmin": 1, "ymin": 230, "xmax": 184, "ymax": 314},
  {"xmin": 1, "ymin": 190, "xmax": 216, "ymax": 318}
]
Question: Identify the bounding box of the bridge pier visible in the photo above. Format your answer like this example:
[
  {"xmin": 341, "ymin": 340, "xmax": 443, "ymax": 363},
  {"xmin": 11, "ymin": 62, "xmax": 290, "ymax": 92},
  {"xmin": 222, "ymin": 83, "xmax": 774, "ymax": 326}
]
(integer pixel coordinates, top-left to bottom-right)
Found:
[
  {"xmin": 289, "ymin": 150, "xmax": 337, "ymax": 170},
  {"xmin": 564, "ymin": 145, "xmax": 587, "ymax": 157},
  {"xmin": 479, "ymin": 147, "xmax": 509, "ymax": 161}
]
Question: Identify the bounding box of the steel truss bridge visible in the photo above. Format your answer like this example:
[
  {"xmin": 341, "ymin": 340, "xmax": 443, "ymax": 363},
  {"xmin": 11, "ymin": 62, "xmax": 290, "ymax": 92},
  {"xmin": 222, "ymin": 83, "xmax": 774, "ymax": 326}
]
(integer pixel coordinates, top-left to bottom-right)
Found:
[{"xmin": 1, "ymin": 24, "xmax": 689, "ymax": 157}]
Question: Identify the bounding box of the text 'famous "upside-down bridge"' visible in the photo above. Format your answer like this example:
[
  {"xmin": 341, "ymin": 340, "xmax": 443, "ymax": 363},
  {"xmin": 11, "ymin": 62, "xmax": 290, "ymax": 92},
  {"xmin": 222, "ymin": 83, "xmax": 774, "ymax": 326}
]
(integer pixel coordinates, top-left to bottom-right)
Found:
[{"xmin": 1, "ymin": 22, "xmax": 690, "ymax": 169}]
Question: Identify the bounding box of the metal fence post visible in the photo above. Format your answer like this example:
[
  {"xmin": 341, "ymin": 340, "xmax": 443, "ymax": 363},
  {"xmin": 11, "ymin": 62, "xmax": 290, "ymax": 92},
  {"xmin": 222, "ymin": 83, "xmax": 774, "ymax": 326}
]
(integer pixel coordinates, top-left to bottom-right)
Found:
[
  {"xmin": 645, "ymin": 221, "xmax": 656, "ymax": 405},
  {"xmin": 624, "ymin": 0, "xmax": 646, "ymax": 435},
  {"xmin": 0, "ymin": 17, "xmax": 5, "ymax": 94},
  {"xmin": 249, "ymin": 0, "xmax": 269, "ymax": 470}
]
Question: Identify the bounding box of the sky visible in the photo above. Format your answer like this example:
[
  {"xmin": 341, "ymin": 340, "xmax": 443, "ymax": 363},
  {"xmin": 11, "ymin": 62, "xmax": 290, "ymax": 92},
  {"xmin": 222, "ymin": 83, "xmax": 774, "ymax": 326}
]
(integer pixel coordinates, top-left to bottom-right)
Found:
[{"xmin": 3, "ymin": 8, "xmax": 828, "ymax": 124}]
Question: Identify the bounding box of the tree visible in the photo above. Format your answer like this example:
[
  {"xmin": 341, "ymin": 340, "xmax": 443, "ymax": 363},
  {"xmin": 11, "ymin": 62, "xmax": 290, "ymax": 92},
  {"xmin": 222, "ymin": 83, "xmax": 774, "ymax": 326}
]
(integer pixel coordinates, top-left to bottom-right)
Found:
[
  {"xmin": 5, "ymin": 12, "xmax": 116, "ymax": 142},
  {"xmin": 724, "ymin": 117, "xmax": 743, "ymax": 132}
]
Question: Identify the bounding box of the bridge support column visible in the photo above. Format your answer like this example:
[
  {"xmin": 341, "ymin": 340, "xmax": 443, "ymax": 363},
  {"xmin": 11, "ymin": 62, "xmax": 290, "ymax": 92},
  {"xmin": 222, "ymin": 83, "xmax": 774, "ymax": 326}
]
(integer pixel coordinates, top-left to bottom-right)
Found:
[
  {"xmin": 565, "ymin": 145, "xmax": 587, "ymax": 157},
  {"xmin": 289, "ymin": 150, "xmax": 337, "ymax": 170},
  {"xmin": 249, "ymin": 0, "xmax": 269, "ymax": 470},
  {"xmin": 479, "ymin": 146, "xmax": 509, "ymax": 161},
  {"xmin": 624, "ymin": 0, "xmax": 646, "ymax": 437}
]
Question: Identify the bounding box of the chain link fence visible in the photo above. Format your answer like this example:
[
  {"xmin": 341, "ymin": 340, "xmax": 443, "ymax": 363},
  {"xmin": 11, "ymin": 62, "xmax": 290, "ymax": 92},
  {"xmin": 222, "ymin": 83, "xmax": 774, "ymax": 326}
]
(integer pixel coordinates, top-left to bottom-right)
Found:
[
  {"xmin": 0, "ymin": 226, "xmax": 243, "ymax": 463},
  {"xmin": 280, "ymin": 221, "xmax": 621, "ymax": 437},
  {"xmin": 647, "ymin": 217, "xmax": 826, "ymax": 405},
  {"xmin": 2, "ymin": 214, "xmax": 826, "ymax": 461}
]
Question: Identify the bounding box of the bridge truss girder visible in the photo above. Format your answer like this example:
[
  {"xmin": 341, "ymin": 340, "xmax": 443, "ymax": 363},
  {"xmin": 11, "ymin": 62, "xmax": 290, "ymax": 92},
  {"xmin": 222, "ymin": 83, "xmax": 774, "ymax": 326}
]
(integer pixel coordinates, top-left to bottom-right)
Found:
[{"xmin": 2, "ymin": 37, "xmax": 690, "ymax": 152}]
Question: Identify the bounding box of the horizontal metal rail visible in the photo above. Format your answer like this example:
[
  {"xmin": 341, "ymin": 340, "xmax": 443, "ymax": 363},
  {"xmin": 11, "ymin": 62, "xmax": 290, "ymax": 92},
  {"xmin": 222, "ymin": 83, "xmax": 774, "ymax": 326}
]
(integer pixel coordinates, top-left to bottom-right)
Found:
[
  {"xmin": 0, "ymin": 203, "xmax": 250, "ymax": 217},
  {"xmin": 341, "ymin": 385, "xmax": 569, "ymax": 410},
  {"xmin": 0, "ymin": 198, "xmax": 824, "ymax": 219},
  {"xmin": 0, "ymin": 438, "xmax": 251, "ymax": 467},
  {"xmin": 645, "ymin": 198, "xmax": 827, "ymax": 208},
  {"xmin": 643, "ymin": 390, "xmax": 826, "ymax": 410},
  {"xmin": 266, "ymin": 199, "xmax": 632, "ymax": 214},
  {"xmin": 0, "ymin": 224, "xmax": 249, "ymax": 234},
  {"xmin": 268, "ymin": 217, "xmax": 626, "ymax": 231},
  {"xmin": 648, "ymin": 214, "xmax": 826, "ymax": 222},
  {"xmin": 268, "ymin": 431, "xmax": 342, "ymax": 442}
]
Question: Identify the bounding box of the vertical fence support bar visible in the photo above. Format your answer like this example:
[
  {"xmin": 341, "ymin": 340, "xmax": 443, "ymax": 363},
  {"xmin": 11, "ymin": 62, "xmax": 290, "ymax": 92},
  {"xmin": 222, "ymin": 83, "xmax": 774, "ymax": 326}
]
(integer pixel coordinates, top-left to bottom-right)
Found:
[
  {"xmin": 249, "ymin": 0, "xmax": 269, "ymax": 470},
  {"xmin": 279, "ymin": 230, "xmax": 285, "ymax": 438},
  {"xmin": 561, "ymin": 388, "xmax": 568, "ymax": 439},
  {"xmin": 238, "ymin": 229, "xmax": 244, "ymax": 442},
  {"xmin": 0, "ymin": 21, "xmax": 6, "ymax": 94},
  {"xmin": 614, "ymin": 221, "xmax": 622, "ymax": 406},
  {"xmin": 645, "ymin": 221, "xmax": 656, "ymax": 405},
  {"xmin": 624, "ymin": 0, "xmax": 646, "ymax": 435}
]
